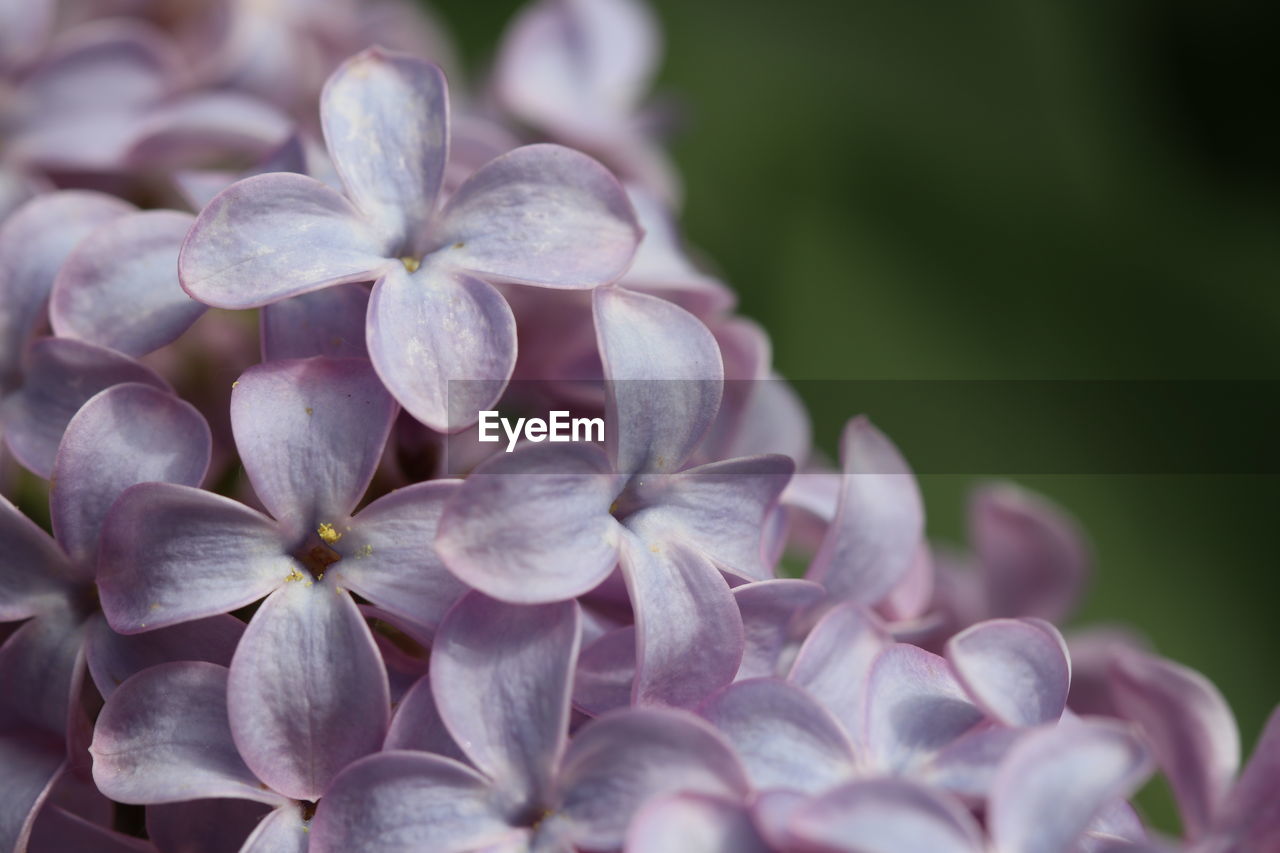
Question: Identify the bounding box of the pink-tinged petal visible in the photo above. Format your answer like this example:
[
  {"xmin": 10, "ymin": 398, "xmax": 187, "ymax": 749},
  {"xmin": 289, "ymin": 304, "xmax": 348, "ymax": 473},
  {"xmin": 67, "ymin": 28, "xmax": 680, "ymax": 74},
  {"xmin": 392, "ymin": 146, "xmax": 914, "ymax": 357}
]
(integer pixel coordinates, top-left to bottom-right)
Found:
[
  {"xmin": 84, "ymin": 612, "xmax": 243, "ymax": 699},
  {"xmin": 384, "ymin": 674, "xmax": 467, "ymax": 762},
  {"xmin": 436, "ymin": 144, "xmax": 639, "ymax": 288},
  {"xmin": 557, "ymin": 708, "xmax": 750, "ymax": 850},
  {"xmin": 321, "ymin": 49, "xmax": 447, "ymax": 253},
  {"xmin": 630, "ymin": 454, "xmax": 794, "ymax": 581},
  {"xmin": 734, "ymin": 579, "xmax": 826, "ymax": 681},
  {"xmin": 240, "ymin": 805, "xmax": 309, "ymax": 853},
  {"xmin": 0, "ymin": 606, "xmax": 87, "ymax": 735},
  {"xmin": 437, "ymin": 443, "xmax": 622, "ymax": 604},
  {"xmin": 700, "ymin": 679, "xmax": 857, "ymax": 794},
  {"xmin": 97, "ymin": 483, "xmax": 288, "ymax": 632},
  {"xmin": 751, "ymin": 789, "xmax": 809, "ymax": 850},
  {"xmin": 146, "ymin": 799, "xmax": 271, "ymax": 853},
  {"xmin": 29, "ymin": 804, "xmax": 156, "ymax": 852},
  {"xmin": 0, "ymin": 495, "xmax": 74, "ymax": 621},
  {"xmin": 1066, "ymin": 627, "xmax": 1151, "ymax": 718},
  {"xmin": 594, "ymin": 286, "xmax": 722, "ymax": 475},
  {"xmin": 2, "ymin": 337, "xmax": 168, "ymax": 479},
  {"xmin": 0, "ymin": 0, "xmax": 54, "ymax": 66},
  {"xmin": 971, "ymin": 483, "xmax": 1090, "ymax": 622},
  {"xmin": 1204, "ymin": 706, "xmax": 1280, "ymax": 853},
  {"xmin": 232, "ymin": 358, "xmax": 395, "ymax": 532},
  {"xmin": 122, "ymin": 91, "xmax": 292, "ymax": 172},
  {"xmin": 260, "ymin": 284, "xmax": 369, "ymax": 362},
  {"xmin": 179, "ymin": 172, "xmax": 390, "ymax": 310},
  {"xmin": 626, "ymin": 793, "xmax": 770, "ymax": 853},
  {"xmin": 335, "ymin": 480, "xmax": 466, "ymax": 632},
  {"xmin": 366, "ymin": 264, "xmax": 516, "ymax": 432},
  {"xmin": 1082, "ymin": 799, "xmax": 1148, "ymax": 850},
  {"xmin": 990, "ymin": 719, "xmax": 1152, "ymax": 853},
  {"xmin": 433, "ymin": 594, "xmax": 580, "ymax": 806},
  {"xmin": 573, "ymin": 626, "xmax": 636, "ymax": 717},
  {"xmin": 879, "ymin": 544, "xmax": 935, "ymax": 623},
  {"xmin": 52, "ymin": 383, "xmax": 210, "ymax": 568},
  {"xmin": 788, "ymin": 778, "xmax": 984, "ymax": 853},
  {"xmin": 309, "ymin": 752, "xmax": 513, "ymax": 853},
  {"xmin": 864, "ymin": 644, "xmax": 984, "ymax": 772},
  {"xmin": 90, "ymin": 662, "xmax": 283, "ymax": 807},
  {"xmin": 946, "ymin": 618, "xmax": 1071, "ymax": 728},
  {"xmin": 619, "ymin": 530, "xmax": 743, "ymax": 708},
  {"xmin": 788, "ymin": 602, "xmax": 891, "ymax": 742},
  {"xmin": 807, "ymin": 417, "xmax": 924, "ymax": 606},
  {"xmin": 0, "ymin": 190, "xmax": 133, "ymax": 386},
  {"xmin": 50, "ymin": 210, "xmax": 206, "ymax": 357},
  {"xmin": 1108, "ymin": 652, "xmax": 1239, "ymax": 840},
  {"xmin": 715, "ymin": 374, "xmax": 813, "ymax": 466},
  {"xmin": 919, "ymin": 724, "xmax": 1024, "ymax": 801},
  {"xmin": 0, "ymin": 732, "xmax": 65, "ymax": 853},
  {"xmin": 228, "ymin": 582, "xmax": 389, "ymax": 801}
]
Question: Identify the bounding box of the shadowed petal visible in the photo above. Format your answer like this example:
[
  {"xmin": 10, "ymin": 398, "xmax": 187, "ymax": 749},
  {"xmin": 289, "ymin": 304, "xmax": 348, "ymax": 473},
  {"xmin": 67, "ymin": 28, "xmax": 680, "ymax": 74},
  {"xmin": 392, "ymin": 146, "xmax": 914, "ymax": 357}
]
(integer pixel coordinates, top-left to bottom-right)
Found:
[
  {"xmin": 573, "ymin": 626, "xmax": 636, "ymax": 717},
  {"xmin": 806, "ymin": 417, "xmax": 924, "ymax": 606},
  {"xmin": 52, "ymin": 383, "xmax": 210, "ymax": 568},
  {"xmin": 0, "ymin": 495, "xmax": 74, "ymax": 621},
  {"xmin": 946, "ymin": 618, "xmax": 1071, "ymax": 728},
  {"xmin": 232, "ymin": 357, "xmax": 396, "ymax": 533},
  {"xmin": 50, "ymin": 210, "xmax": 205, "ymax": 356},
  {"xmin": 1108, "ymin": 652, "xmax": 1239, "ymax": 840},
  {"xmin": 260, "ymin": 284, "xmax": 369, "ymax": 362},
  {"xmin": 240, "ymin": 805, "xmax": 309, "ymax": 853},
  {"xmin": 310, "ymin": 752, "xmax": 514, "ymax": 853},
  {"xmin": 366, "ymin": 264, "xmax": 516, "ymax": 432},
  {"xmin": 557, "ymin": 708, "xmax": 750, "ymax": 850},
  {"xmin": 384, "ymin": 674, "xmax": 466, "ymax": 762},
  {"xmin": 788, "ymin": 778, "xmax": 984, "ymax": 853},
  {"xmin": 321, "ymin": 49, "xmax": 447, "ymax": 253},
  {"xmin": 788, "ymin": 602, "xmax": 891, "ymax": 742},
  {"xmin": 733, "ymin": 579, "xmax": 826, "ymax": 681},
  {"xmin": 626, "ymin": 793, "xmax": 770, "ymax": 853},
  {"xmin": 29, "ymin": 805, "xmax": 156, "ymax": 852},
  {"xmin": 919, "ymin": 724, "xmax": 1024, "ymax": 801},
  {"xmin": 436, "ymin": 443, "xmax": 622, "ymax": 604},
  {"xmin": 227, "ymin": 583, "xmax": 389, "ymax": 801},
  {"xmin": 90, "ymin": 662, "xmax": 284, "ymax": 807},
  {"xmin": 98, "ymin": 483, "xmax": 288, "ymax": 632},
  {"xmin": 594, "ymin": 286, "xmax": 722, "ymax": 475},
  {"xmin": 145, "ymin": 798, "xmax": 271, "ymax": 853},
  {"xmin": 436, "ymin": 144, "xmax": 639, "ymax": 288},
  {"xmin": 0, "ymin": 736, "xmax": 71, "ymax": 853},
  {"xmin": 179, "ymin": 172, "xmax": 390, "ymax": 310},
  {"xmin": 84, "ymin": 612, "xmax": 243, "ymax": 699},
  {"xmin": 0, "ymin": 606, "xmax": 87, "ymax": 735},
  {"xmin": 1205, "ymin": 706, "xmax": 1280, "ymax": 853}
]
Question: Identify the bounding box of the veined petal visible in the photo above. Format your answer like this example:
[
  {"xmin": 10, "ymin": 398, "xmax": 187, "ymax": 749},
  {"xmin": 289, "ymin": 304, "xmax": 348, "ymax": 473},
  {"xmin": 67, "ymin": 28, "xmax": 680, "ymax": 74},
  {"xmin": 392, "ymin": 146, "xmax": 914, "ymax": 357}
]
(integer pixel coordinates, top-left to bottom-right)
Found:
[
  {"xmin": 626, "ymin": 793, "xmax": 770, "ymax": 853},
  {"xmin": 572, "ymin": 626, "xmax": 636, "ymax": 717},
  {"xmin": 700, "ymin": 678, "xmax": 857, "ymax": 794},
  {"xmin": 806, "ymin": 417, "xmax": 924, "ymax": 606},
  {"xmin": 52, "ymin": 383, "xmax": 210, "ymax": 568},
  {"xmin": 179, "ymin": 172, "xmax": 390, "ymax": 310},
  {"xmin": 260, "ymin": 284, "xmax": 369, "ymax": 362},
  {"xmin": 84, "ymin": 612, "xmax": 243, "ymax": 699},
  {"xmin": 366, "ymin": 263, "xmax": 516, "ymax": 432},
  {"xmin": 97, "ymin": 483, "xmax": 288, "ymax": 632},
  {"xmin": 384, "ymin": 674, "xmax": 467, "ymax": 762},
  {"xmin": 90, "ymin": 662, "xmax": 283, "ymax": 807},
  {"xmin": 231, "ymin": 357, "xmax": 396, "ymax": 532},
  {"xmin": 321, "ymin": 49, "xmax": 447, "ymax": 253},
  {"xmin": 435, "ymin": 144, "xmax": 639, "ymax": 288},
  {"xmin": 788, "ymin": 778, "xmax": 985, "ymax": 853},
  {"xmin": 310, "ymin": 752, "xmax": 513, "ymax": 853},
  {"xmin": 593, "ymin": 286, "xmax": 722, "ymax": 475},
  {"xmin": 946, "ymin": 618, "xmax": 1072, "ymax": 728},
  {"xmin": 227, "ymin": 582, "xmax": 389, "ymax": 801},
  {"xmin": 49, "ymin": 210, "xmax": 205, "ymax": 357},
  {"xmin": 557, "ymin": 708, "xmax": 749, "ymax": 850},
  {"xmin": 432, "ymin": 594, "xmax": 580, "ymax": 809},
  {"xmin": 1, "ymin": 337, "xmax": 168, "ymax": 479},
  {"xmin": 0, "ymin": 495, "xmax": 74, "ymax": 621},
  {"xmin": 788, "ymin": 602, "xmax": 891, "ymax": 743},
  {"xmin": 436, "ymin": 443, "xmax": 622, "ymax": 604},
  {"xmin": 733, "ymin": 578, "xmax": 826, "ymax": 681}
]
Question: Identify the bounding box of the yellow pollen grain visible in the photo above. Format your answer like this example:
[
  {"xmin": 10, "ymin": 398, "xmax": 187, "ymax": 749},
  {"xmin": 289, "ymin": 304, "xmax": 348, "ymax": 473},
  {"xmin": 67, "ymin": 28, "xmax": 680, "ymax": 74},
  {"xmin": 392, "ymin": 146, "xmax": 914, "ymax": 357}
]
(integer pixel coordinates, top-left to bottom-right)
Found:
[
  {"xmin": 452, "ymin": 241, "xmax": 465, "ymax": 249},
  {"xmin": 305, "ymin": 407, "xmax": 313, "ymax": 416},
  {"xmin": 401, "ymin": 256, "xmax": 421, "ymax": 272},
  {"xmin": 231, "ymin": 380, "xmax": 239, "ymax": 388},
  {"xmin": 285, "ymin": 567, "xmax": 306, "ymax": 583},
  {"xmin": 317, "ymin": 523, "xmax": 342, "ymax": 544},
  {"xmin": 355, "ymin": 544, "xmax": 374, "ymax": 558}
]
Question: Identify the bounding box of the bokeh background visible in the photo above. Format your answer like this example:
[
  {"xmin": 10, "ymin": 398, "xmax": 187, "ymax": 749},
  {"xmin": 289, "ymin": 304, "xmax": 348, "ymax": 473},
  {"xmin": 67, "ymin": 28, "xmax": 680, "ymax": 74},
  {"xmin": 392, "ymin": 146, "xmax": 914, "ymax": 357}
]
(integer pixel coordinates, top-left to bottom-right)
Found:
[{"xmin": 432, "ymin": 0, "xmax": 1279, "ymax": 830}]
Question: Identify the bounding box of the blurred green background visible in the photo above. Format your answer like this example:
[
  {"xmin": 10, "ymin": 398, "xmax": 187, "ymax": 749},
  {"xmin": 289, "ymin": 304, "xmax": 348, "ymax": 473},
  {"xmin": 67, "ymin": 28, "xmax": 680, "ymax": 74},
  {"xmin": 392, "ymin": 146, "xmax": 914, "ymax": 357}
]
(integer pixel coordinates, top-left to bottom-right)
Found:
[{"xmin": 432, "ymin": 0, "xmax": 1279, "ymax": 831}]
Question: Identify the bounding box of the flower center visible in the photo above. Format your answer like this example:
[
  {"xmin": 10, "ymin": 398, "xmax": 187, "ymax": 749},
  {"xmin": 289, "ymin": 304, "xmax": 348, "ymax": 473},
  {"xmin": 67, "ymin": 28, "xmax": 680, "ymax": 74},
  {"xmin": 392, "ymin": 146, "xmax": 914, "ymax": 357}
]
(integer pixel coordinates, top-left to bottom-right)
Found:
[{"xmin": 291, "ymin": 523, "xmax": 344, "ymax": 579}]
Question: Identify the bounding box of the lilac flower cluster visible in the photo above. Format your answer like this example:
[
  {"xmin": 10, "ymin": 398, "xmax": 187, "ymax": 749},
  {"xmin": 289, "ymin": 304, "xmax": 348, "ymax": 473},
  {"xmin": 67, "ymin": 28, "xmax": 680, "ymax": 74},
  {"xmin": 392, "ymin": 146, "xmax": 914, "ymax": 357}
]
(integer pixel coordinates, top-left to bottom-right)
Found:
[{"xmin": 0, "ymin": 0, "xmax": 1276, "ymax": 851}]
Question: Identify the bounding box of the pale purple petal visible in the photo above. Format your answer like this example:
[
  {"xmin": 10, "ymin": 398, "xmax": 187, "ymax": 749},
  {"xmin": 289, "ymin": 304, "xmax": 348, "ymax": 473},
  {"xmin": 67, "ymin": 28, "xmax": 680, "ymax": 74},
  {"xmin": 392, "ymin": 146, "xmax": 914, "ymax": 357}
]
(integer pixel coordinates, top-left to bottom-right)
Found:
[
  {"xmin": 436, "ymin": 443, "xmax": 622, "ymax": 603},
  {"xmin": 626, "ymin": 793, "xmax": 770, "ymax": 853},
  {"xmin": 49, "ymin": 210, "xmax": 205, "ymax": 357},
  {"xmin": 260, "ymin": 284, "xmax": 369, "ymax": 362},
  {"xmin": 239, "ymin": 805, "xmax": 310, "ymax": 853},
  {"xmin": 179, "ymin": 172, "xmax": 390, "ymax": 310},
  {"xmin": 384, "ymin": 674, "xmax": 467, "ymax": 762},
  {"xmin": 573, "ymin": 626, "xmax": 636, "ymax": 717},
  {"xmin": 84, "ymin": 612, "xmax": 243, "ymax": 699},
  {"xmin": 97, "ymin": 483, "xmax": 288, "ymax": 632},
  {"xmin": 366, "ymin": 263, "xmax": 516, "ymax": 431},
  {"xmin": 0, "ymin": 606, "xmax": 87, "ymax": 734},
  {"xmin": 700, "ymin": 678, "xmax": 857, "ymax": 794},
  {"xmin": 989, "ymin": 719, "xmax": 1153, "ymax": 853},
  {"xmin": 557, "ymin": 708, "xmax": 750, "ymax": 850},
  {"xmin": 806, "ymin": 417, "xmax": 924, "ymax": 606},
  {"xmin": 231, "ymin": 357, "xmax": 395, "ymax": 533},
  {"xmin": 0, "ymin": 495, "xmax": 74, "ymax": 621},
  {"xmin": 2, "ymin": 337, "xmax": 168, "ymax": 479},
  {"xmin": 946, "ymin": 618, "xmax": 1071, "ymax": 728},
  {"xmin": 879, "ymin": 544, "xmax": 935, "ymax": 622},
  {"xmin": 122, "ymin": 91, "xmax": 292, "ymax": 172},
  {"xmin": 1066, "ymin": 627, "xmax": 1151, "ymax": 718},
  {"xmin": 788, "ymin": 778, "xmax": 984, "ymax": 853},
  {"xmin": 971, "ymin": 483, "xmax": 1090, "ymax": 622},
  {"xmin": 788, "ymin": 602, "xmax": 891, "ymax": 742},
  {"xmin": 435, "ymin": 144, "xmax": 639, "ymax": 287},
  {"xmin": 0, "ymin": 733, "xmax": 65, "ymax": 853},
  {"xmin": 334, "ymin": 480, "xmax": 466, "ymax": 632},
  {"xmin": 228, "ymin": 582, "xmax": 389, "ymax": 801},
  {"xmin": 918, "ymin": 723, "xmax": 1023, "ymax": 800},
  {"xmin": 734, "ymin": 579, "xmax": 826, "ymax": 681},
  {"xmin": 1205, "ymin": 706, "xmax": 1280, "ymax": 852},
  {"xmin": 28, "ymin": 805, "xmax": 156, "ymax": 852},
  {"xmin": 310, "ymin": 752, "xmax": 514, "ymax": 853},
  {"xmin": 146, "ymin": 799, "xmax": 271, "ymax": 853},
  {"xmin": 594, "ymin": 286, "xmax": 722, "ymax": 475},
  {"xmin": 1108, "ymin": 652, "xmax": 1239, "ymax": 839},
  {"xmin": 619, "ymin": 529, "xmax": 743, "ymax": 708},
  {"xmin": 321, "ymin": 49, "xmax": 446, "ymax": 253},
  {"xmin": 0, "ymin": 0, "xmax": 54, "ymax": 66},
  {"xmin": 51, "ymin": 383, "xmax": 210, "ymax": 568},
  {"xmin": 90, "ymin": 662, "xmax": 283, "ymax": 806}
]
